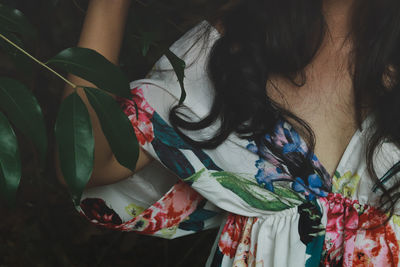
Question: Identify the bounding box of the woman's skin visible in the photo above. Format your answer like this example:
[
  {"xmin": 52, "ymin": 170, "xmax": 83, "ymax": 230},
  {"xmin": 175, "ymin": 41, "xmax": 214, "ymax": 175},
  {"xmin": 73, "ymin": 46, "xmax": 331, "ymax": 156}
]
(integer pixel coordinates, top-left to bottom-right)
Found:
[
  {"xmin": 56, "ymin": 0, "xmax": 152, "ymax": 188},
  {"xmin": 268, "ymin": 0, "xmax": 358, "ymax": 177},
  {"xmin": 56, "ymin": 0, "xmax": 359, "ymax": 187}
]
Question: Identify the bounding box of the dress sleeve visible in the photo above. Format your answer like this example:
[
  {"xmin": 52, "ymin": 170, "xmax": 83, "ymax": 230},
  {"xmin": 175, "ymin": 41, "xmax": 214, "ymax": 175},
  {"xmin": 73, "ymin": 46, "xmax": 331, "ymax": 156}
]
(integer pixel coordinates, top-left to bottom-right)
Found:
[{"xmin": 76, "ymin": 21, "xmax": 225, "ymax": 239}]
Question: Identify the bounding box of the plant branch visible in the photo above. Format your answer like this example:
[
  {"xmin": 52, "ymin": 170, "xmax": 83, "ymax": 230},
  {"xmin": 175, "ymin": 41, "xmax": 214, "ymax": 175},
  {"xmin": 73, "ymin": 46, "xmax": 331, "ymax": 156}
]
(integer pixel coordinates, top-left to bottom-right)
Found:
[
  {"xmin": 0, "ymin": 32, "xmax": 77, "ymax": 89},
  {"xmin": 72, "ymin": 0, "xmax": 86, "ymax": 14}
]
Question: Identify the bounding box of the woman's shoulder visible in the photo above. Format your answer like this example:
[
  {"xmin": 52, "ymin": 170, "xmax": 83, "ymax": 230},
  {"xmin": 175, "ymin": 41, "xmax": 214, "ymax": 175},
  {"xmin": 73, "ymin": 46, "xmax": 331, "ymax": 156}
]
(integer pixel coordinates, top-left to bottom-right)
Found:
[{"xmin": 130, "ymin": 20, "xmax": 221, "ymax": 119}]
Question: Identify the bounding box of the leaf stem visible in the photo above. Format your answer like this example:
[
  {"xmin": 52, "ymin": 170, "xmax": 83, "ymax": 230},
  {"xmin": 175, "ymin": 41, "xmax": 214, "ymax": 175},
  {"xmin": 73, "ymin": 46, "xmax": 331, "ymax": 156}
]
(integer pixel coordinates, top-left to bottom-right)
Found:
[
  {"xmin": 72, "ymin": 0, "xmax": 86, "ymax": 13},
  {"xmin": 134, "ymin": 0, "xmax": 148, "ymax": 7},
  {"xmin": 0, "ymin": 32, "xmax": 77, "ymax": 89}
]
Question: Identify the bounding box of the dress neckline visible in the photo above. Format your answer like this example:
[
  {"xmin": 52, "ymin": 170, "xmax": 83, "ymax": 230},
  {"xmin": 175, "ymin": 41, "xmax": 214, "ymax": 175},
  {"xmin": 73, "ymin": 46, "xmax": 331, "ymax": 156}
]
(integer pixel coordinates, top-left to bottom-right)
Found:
[
  {"xmin": 206, "ymin": 20, "xmax": 374, "ymax": 193},
  {"xmin": 310, "ymin": 113, "xmax": 373, "ymax": 180},
  {"xmin": 245, "ymin": 113, "xmax": 374, "ymax": 200}
]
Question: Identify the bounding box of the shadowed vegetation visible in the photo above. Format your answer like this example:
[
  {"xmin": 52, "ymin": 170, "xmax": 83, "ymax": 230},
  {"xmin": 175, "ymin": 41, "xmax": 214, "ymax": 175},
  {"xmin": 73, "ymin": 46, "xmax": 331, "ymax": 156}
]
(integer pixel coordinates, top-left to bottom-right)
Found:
[{"xmin": 0, "ymin": 0, "xmax": 228, "ymax": 266}]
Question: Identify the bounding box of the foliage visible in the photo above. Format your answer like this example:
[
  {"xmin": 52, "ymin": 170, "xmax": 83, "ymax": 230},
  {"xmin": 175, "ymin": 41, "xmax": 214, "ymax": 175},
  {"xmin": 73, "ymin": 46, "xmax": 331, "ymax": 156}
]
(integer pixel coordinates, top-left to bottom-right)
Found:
[
  {"xmin": 0, "ymin": 1, "xmax": 201, "ymax": 204},
  {"xmin": 0, "ymin": 0, "xmax": 228, "ymax": 265}
]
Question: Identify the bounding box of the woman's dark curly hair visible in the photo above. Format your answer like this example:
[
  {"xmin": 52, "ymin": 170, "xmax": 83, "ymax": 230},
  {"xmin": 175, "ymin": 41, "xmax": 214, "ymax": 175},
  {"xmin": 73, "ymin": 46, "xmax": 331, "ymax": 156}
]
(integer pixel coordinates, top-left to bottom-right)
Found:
[{"xmin": 170, "ymin": 0, "xmax": 400, "ymax": 214}]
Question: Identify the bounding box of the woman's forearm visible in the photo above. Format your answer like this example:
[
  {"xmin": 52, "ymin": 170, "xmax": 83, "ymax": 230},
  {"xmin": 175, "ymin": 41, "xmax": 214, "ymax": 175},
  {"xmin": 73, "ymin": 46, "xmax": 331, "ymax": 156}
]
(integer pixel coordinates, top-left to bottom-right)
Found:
[
  {"xmin": 77, "ymin": 0, "xmax": 131, "ymax": 63},
  {"xmin": 57, "ymin": 0, "xmax": 134, "ymax": 185}
]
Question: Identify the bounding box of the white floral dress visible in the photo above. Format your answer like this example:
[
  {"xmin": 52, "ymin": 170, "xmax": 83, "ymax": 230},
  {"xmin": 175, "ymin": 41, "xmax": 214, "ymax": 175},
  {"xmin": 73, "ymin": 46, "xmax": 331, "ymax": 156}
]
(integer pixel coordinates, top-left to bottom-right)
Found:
[{"xmin": 76, "ymin": 21, "xmax": 400, "ymax": 266}]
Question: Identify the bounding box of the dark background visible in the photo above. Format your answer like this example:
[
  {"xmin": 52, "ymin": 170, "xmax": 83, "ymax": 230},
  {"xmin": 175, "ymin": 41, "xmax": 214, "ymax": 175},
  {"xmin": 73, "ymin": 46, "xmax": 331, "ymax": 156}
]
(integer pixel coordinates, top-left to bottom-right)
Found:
[{"xmin": 0, "ymin": 0, "xmax": 228, "ymax": 266}]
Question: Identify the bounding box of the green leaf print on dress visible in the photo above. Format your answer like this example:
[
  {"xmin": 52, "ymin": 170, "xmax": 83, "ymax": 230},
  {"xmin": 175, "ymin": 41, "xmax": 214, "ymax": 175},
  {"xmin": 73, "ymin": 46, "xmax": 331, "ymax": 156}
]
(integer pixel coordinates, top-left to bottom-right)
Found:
[
  {"xmin": 212, "ymin": 171, "xmax": 305, "ymax": 211},
  {"xmin": 187, "ymin": 169, "xmax": 305, "ymax": 211}
]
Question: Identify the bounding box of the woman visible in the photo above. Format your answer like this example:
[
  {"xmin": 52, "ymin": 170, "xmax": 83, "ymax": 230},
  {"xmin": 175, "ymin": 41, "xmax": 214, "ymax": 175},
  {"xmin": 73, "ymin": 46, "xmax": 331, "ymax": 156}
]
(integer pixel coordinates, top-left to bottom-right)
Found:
[{"xmin": 59, "ymin": 0, "xmax": 400, "ymax": 266}]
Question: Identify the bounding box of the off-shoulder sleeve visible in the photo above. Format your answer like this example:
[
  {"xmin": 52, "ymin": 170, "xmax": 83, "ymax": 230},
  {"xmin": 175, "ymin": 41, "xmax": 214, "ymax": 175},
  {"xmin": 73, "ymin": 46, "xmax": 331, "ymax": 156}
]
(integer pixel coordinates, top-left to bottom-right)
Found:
[{"xmin": 76, "ymin": 21, "xmax": 226, "ymax": 239}]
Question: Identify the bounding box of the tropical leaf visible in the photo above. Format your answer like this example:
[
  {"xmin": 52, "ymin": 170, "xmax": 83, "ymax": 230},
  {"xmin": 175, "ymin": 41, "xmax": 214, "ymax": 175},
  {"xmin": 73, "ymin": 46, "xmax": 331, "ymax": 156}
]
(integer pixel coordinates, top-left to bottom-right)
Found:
[
  {"xmin": 151, "ymin": 138, "xmax": 195, "ymax": 179},
  {"xmin": 0, "ymin": 111, "xmax": 21, "ymax": 205},
  {"xmin": 184, "ymin": 168, "xmax": 206, "ymax": 183},
  {"xmin": 0, "ymin": 31, "xmax": 33, "ymax": 76},
  {"xmin": 165, "ymin": 49, "xmax": 186, "ymax": 104},
  {"xmin": 211, "ymin": 171, "xmax": 303, "ymax": 211},
  {"xmin": 215, "ymin": 174, "xmax": 289, "ymax": 211},
  {"xmin": 55, "ymin": 92, "xmax": 94, "ymax": 205},
  {"xmin": 185, "ymin": 208, "xmax": 218, "ymax": 222},
  {"xmin": 47, "ymin": 47, "xmax": 131, "ymax": 98},
  {"xmin": 0, "ymin": 77, "xmax": 47, "ymax": 164},
  {"xmin": 273, "ymin": 186, "xmax": 305, "ymax": 202},
  {"xmin": 178, "ymin": 208, "xmax": 218, "ymax": 232},
  {"xmin": 211, "ymin": 171, "xmax": 257, "ymax": 186},
  {"xmin": 152, "ymin": 112, "xmax": 188, "ymax": 148},
  {"xmin": 305, "ymin": 234, "xmax": 325, "ymax": 267},
  {"xmin": 84, "ymin": 87, "xmax": 139, "ymax": 171},
  {"xmin": 0, "ymin": 4, "xmax": 36, "ymax": 42},
  {"xmin": 139, "ymin": 32, "xmax": 158, "ymax": 57},
  {"xmin": 151, "ymin": 112, "xmax": 221, "ymax": 171}
]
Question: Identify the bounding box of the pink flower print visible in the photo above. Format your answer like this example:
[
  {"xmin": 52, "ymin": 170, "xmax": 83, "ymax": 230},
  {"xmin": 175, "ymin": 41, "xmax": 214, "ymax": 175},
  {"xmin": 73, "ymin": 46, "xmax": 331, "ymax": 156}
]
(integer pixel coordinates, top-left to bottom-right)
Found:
[
  {"xmin": 321, "ymin": 193, "xmax": 360, "ymax": 266},
  {"xmin": 129, "ymin": 180, "xmax": 203, "ymax": 235},
  {"xmin": 320, "ymin": 193, "xmax": 399, "ymax": 266},
  {"xmin": 118, "ymin": 86, "xmax": 155, "ymax": 145}
]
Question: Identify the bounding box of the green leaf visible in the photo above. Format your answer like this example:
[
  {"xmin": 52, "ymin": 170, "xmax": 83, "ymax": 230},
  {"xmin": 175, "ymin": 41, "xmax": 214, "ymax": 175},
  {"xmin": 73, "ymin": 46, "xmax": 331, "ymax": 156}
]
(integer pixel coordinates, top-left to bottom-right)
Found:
[
  {"xmin": 184, "ymin": 168, "xmax": 206, "ymax": 183},
  {"xmin": 0, "ymin": 77, "xmax": 47, "ymax": 164},
  {"xmin": 47, "ymin": 47, "xmax": 130, "ymax": 98},
  {"xmin": 211, "ymin": 171, "xmax": 303, "ymax": 211},
  {"xmin": 305, "ymin": 234, "xmax": 325, "ymax": 267},
  {"xmin": 84, "ymin": 87, "xmax": 139, "ymax": 171},
  {"xmin": 0, "ymin": 4, "xmax": 36, "ymax": 42},
  {"xmin": 140, "ymin": 32, "xmax": 155, "ymax": 57},
  {"xmin": 0, "ymin": 32, "xmax": 33, "ymax": 76},
  {"xmin": 55, "ymin": 92, "xmax": 94, "ymax": 205},
  {"xmin": 216, "ymin": 175, "xmax": 289, "ymax": 211},
  {"xmin": 165, "ymin": 49, "xmax": 186, "ymax": 104},
  {"xmin": 0, "ymin": 111, "xmax": 21, "ymax": 205},
  {"xmin": 273, "ymin": 186, "xmax": 305, "ymax": 202}
]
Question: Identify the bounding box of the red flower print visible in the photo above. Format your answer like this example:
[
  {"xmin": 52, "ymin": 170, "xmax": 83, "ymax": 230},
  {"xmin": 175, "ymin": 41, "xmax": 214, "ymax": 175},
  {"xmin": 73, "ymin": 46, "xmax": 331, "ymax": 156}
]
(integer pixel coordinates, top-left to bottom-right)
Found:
[
  {"xmin": 79, "ymin": 181, "xmax": 204, "ymax": 237},
  {"xmin": 320, "ymin": 193, "xmax": 399, "ymax": 267},
  {"xmin": 218, "ymin": 213, "xmax": 248, "ymax": 258},
  {"xmin": 80, "ymin": 198, "xmax": 122, "ymax": 225},
  {"xmin": 119, "ymin": 180, "xmax": 204, "ymax": 235},
  {"xmin": 118, "ymin": 86, "xmax": 155, "ymax": 145},
  {"xmin": 351, "ymin": 205, "xmax": 399, "ymax": 267}
]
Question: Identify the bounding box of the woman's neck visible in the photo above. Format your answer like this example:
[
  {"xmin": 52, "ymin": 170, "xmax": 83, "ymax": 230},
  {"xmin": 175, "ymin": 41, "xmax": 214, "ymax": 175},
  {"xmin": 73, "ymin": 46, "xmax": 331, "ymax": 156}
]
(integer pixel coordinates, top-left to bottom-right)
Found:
[{"xmin": 323, "ymin": 0, "xmax": 355, "ymax": 39}]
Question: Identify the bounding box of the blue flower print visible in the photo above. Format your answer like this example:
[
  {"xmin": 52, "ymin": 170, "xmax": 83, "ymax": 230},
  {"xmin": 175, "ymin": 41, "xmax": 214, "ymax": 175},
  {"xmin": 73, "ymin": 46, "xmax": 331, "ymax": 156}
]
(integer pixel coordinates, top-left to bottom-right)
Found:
[
  {"xmin": 264, "ymin": 133, "xmax": 272, "ymax": 143},
  {"xmin": 283, "ymin": 143, "xmax": 302, "ymax": 154},
  {"xmin": 247, "ymin": 119, "xmax": 331, "ymax": 199},
  {"xmin": 282, "ymin": 127, "xmax": 306, "ymax": 154},
  {"xmin": 292, "ymin": 174, "xmax": 328, "ymax": 201},
  {"xmin": 255, "ymin": 168, "xmax": 275, "ymax": 192},
  {"xmin": 254, "ymin": 159, "xmax": 292, "ymax": 192},
  {"xmin": 246, "ymin": 143, "xmax": 258, "ymax": 153}
]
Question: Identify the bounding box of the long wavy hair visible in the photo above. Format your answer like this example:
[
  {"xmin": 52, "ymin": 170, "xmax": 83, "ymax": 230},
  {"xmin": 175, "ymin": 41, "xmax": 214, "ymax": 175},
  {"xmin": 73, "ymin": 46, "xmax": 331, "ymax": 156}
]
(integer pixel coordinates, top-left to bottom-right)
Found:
[{"xmin": 169, "ymin": 0, "xmax": 400, "ymax": 214}]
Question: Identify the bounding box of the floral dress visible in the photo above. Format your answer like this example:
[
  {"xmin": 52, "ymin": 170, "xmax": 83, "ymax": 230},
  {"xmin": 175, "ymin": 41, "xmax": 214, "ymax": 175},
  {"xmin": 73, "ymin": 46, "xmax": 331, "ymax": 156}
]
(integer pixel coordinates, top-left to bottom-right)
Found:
[{"xmin": 76, "ymin": 21, "xmax": 400, "ymax": 266}]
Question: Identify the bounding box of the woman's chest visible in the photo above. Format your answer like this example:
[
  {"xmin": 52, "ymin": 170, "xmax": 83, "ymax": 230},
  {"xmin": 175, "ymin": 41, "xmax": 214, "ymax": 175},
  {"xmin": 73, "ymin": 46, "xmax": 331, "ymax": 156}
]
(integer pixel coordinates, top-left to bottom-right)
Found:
[{"xmin": 267, "ymin": 61, "xmax": 358, "ymax": 176}]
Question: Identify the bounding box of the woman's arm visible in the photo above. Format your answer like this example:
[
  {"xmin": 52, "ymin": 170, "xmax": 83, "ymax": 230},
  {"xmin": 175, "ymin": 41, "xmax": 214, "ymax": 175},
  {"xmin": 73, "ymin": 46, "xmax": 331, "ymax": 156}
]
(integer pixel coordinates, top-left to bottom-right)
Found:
[{"xmin": 56, "ymin": 0, "xmax": 153, "ymax": 188}]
